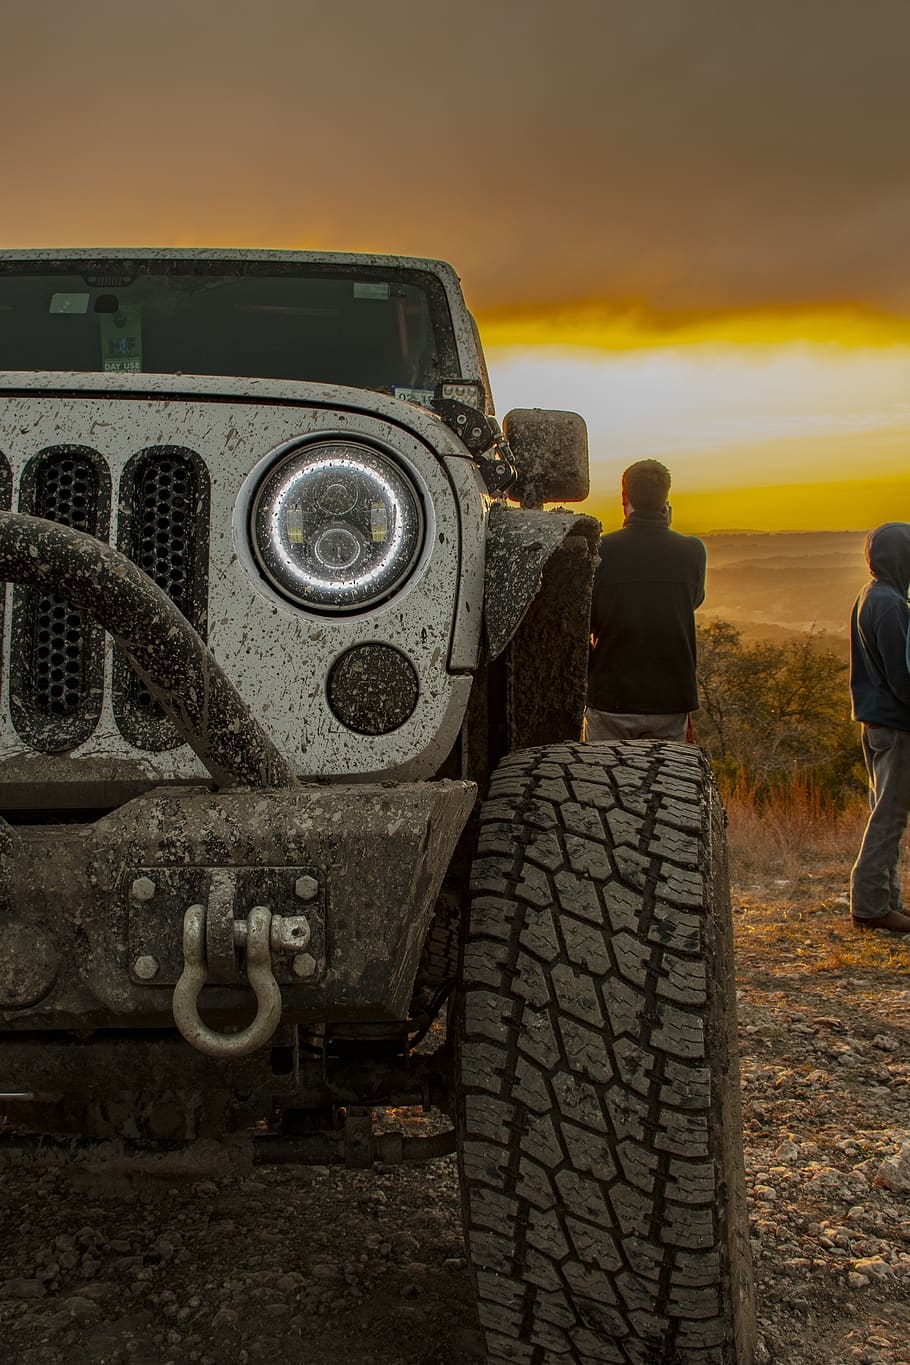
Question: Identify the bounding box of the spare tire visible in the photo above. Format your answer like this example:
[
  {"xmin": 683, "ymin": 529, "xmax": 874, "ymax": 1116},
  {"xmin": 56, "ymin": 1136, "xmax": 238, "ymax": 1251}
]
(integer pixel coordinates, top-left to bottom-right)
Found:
[{"xmin": 457, "ymin": 740, "xmax": 754, "ymax": 1364}]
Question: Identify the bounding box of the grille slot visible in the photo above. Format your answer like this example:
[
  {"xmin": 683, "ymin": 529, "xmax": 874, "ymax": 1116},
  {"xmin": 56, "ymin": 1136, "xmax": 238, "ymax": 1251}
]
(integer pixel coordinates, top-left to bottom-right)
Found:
[
  {"xmin": 0, "ymin": 451, "xmax": 10, "ymax": 704},
  {"xmin": 10, "ymin": 447, "xmax": 109, "ymax": 753},
  {"xmin": 113, "ymin": 446, "xmax": 210, "ymax": 751}
]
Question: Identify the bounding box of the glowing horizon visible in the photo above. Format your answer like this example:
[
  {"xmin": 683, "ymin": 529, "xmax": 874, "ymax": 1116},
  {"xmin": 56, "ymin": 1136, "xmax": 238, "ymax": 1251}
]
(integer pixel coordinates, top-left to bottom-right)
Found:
[
  {"xmin": 583, "ymin": 479, "xmax": 910, "ymax": 538},
  {"xmin": 484, "ymin": 312, "xmax": 910, "ymax": 535}
]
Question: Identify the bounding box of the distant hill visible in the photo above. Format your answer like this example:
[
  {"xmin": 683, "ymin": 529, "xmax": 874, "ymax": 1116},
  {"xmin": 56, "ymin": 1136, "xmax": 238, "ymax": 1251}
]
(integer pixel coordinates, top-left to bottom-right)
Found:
[{"xmin": 700, "ymin": 531, "xmax": 868, "ymax": 658}]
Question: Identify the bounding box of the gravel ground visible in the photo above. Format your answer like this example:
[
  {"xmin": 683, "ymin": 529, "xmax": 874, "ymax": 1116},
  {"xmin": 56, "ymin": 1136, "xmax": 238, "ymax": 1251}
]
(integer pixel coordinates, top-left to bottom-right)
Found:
[
  {"xmin": 736, "ymin": 872, "xmax": 910, "ymax": 1365},
  {"xmin": 3, "ymin": 869, "xmax": 910, "ymax": 1364}
]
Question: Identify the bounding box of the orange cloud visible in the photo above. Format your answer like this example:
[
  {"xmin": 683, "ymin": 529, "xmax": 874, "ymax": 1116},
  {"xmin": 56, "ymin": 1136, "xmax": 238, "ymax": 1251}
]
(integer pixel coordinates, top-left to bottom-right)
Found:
[
  {"xmin": 477, "ymin": 307, "xmax": 910, "ymax": 353},
  {"xmin": 4, "ymin": 2, "xmax": 910, "ymax": 323}
]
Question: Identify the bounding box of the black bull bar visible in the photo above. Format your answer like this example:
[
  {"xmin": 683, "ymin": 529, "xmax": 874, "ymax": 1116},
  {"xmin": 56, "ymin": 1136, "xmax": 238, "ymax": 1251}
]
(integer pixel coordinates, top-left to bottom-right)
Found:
[{"xmin": 0, "ymin": 510, "xmax": 296, "ymax": 790}]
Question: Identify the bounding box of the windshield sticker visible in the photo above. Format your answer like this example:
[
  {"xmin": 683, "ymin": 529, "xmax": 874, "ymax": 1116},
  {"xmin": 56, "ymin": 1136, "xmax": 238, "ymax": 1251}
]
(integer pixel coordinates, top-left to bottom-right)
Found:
[
  {"xmin": 49, "ymin": 293, "xmax": 90, "ymax": 315},
  {"xmin": 393, "ymin": 387, "xmax": 435, "ymax": 408},
  {"xmin": 353, "ymin": 283, "xmax": 390, "ymax": 300},
  {"xmin": 100, "ymin": 305, "xmax": 142, "ymax": 372}
]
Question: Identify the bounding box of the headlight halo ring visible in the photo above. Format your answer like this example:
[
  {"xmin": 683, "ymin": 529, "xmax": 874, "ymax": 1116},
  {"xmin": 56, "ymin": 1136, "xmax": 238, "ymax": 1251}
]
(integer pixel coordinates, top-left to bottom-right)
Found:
[{"xmin": 250, "ymin": 438, "xmax": 425, "ymax": 614}]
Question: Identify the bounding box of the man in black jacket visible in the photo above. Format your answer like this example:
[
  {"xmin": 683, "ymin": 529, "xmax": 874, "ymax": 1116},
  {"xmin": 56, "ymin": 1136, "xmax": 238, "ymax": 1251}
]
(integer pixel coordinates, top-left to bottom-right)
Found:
[
  {"xmin": 849, "ymin": 522, "xmax": 910, "ymax": 932},
  {"xmin": 586, "ymin": 459, "xmax": 706, "ymax": 742}
]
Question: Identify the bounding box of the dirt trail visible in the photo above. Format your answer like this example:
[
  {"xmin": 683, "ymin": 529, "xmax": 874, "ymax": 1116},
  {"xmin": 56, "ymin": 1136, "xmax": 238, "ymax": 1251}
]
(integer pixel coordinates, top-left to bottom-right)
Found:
[{"xmin": 3, "ymin": 872, "xmax": 910, "ymax": 1364}]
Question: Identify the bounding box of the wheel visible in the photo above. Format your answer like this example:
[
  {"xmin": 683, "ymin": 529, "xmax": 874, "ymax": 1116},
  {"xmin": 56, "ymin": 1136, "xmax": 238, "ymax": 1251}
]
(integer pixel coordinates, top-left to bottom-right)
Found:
[{"xmin": 457, "ymin": 741, "xmax": 754, "ymax": 1364}]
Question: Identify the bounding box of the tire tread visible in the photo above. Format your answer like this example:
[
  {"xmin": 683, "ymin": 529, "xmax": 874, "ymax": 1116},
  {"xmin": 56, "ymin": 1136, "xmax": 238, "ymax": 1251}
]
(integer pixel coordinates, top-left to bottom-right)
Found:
[{"xmin": 458, "ymin": 740, "xmax": 754, "ymax": 1364}]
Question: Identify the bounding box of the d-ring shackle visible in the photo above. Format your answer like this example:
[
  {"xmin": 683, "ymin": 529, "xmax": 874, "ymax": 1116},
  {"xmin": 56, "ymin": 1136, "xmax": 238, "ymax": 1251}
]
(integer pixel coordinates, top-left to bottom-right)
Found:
[{"xmin": 173, "ymin": 903, "xmax": 282, "ymax": 1057}]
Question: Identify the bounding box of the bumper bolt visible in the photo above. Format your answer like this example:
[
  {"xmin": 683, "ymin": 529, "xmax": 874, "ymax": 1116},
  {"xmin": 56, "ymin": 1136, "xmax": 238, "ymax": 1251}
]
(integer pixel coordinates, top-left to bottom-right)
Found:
[
  {"xmin": 292, "ymin": 952, "xmax": 317, "ymax": 979},
  {"xmin": 294, "ymin": 875, "xmax": 319, "ymax": 902},
  {"xmin": 130, "ymin": 876, "xmax": 156, "ymax": 903},
  {"xmin": 133, "ymin": 955, "xmax": 160, "ymax": 981}
]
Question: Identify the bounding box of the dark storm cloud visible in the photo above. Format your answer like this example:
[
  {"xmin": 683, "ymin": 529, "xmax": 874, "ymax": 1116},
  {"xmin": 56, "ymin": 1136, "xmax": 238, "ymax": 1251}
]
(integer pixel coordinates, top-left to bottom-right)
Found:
[{"xmin": 4, "ymin": 0, "xmax": 910, "ymax": 317}]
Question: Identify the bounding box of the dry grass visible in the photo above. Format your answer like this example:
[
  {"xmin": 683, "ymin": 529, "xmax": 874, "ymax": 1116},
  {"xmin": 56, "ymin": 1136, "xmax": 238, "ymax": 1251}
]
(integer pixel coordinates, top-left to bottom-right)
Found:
[
  {"xmin": 725, "ymin": 770, "xmax": 910, "ymax": 976},
  {"xmin": 723, "ymin": 772, "xmax": 871, "ymax": 882},
  {"xmin": 732, "ymin": 878, "xmax": 910, "ymax": 978}
]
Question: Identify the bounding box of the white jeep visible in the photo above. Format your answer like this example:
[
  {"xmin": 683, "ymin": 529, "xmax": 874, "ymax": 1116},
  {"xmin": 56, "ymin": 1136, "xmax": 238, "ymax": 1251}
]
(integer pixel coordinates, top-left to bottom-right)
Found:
[{"xmin": 0, "ymin": 249, "xmax": 754, "ymax": 1364}]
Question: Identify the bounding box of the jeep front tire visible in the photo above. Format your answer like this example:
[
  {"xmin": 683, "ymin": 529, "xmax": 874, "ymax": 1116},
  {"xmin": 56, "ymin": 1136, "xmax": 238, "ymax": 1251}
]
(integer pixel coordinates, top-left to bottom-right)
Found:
[{"xmin": 457, "ymin": 740, "xmax": 754, "ymax": 1364}]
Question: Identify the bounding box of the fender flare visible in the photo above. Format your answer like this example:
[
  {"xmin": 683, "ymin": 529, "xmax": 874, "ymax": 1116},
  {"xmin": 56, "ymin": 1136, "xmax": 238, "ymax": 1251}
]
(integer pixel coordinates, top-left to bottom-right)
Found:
[{"xmin": 482, "ymin": 503, "xmax": 600, "ymax": 660}]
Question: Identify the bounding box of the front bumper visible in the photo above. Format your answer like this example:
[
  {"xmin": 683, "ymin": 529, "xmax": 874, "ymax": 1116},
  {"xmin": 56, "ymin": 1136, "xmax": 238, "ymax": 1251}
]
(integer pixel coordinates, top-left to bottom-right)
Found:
[{"xmin": 0, "ymin": 779, "xmax": 476, "ymax": 1034}]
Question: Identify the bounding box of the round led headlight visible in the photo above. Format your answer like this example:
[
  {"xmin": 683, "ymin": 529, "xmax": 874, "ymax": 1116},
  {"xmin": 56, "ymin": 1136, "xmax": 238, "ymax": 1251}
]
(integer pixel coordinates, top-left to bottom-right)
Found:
[{"xmin": 251, "ymin": 441, "xmax": 424, "ymax": 612}]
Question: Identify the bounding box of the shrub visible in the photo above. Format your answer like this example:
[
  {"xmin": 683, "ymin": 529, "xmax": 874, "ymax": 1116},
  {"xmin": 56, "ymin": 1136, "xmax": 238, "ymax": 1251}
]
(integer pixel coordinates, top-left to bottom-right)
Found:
[{"xmin": 694, "ymin": 619, "xmax": 864, "ymax": 806}]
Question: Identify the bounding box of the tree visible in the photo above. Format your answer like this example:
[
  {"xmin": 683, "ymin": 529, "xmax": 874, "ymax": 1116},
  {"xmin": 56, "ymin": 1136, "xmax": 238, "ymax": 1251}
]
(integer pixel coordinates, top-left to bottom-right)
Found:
[{"xmin": 694, "ymin": 620, "xmax": 862, "ymax": 798}]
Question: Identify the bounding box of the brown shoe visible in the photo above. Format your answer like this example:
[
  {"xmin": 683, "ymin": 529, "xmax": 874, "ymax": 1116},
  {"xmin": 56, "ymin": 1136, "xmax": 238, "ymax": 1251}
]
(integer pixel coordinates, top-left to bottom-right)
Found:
[{"xmin": 852, "ymin": 909, "xmax": 910, "ymax": 933}]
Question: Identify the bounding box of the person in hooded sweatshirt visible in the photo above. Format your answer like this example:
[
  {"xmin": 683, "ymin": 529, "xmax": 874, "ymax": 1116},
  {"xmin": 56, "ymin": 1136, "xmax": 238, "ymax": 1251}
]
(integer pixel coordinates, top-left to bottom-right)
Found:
[
  {"xmin": 586, "ymin": 459, "xmax": 706, "ymax": 742},
  {"xmin": 849, "ymin": 522, "xmax": 910, "ymax": 931}
]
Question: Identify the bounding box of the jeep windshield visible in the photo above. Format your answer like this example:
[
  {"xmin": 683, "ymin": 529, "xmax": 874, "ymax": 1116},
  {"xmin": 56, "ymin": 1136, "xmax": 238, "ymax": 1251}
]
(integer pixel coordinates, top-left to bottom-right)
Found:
[{"xmin": 0, "ymin": 259, "xmax": 458, "ymax": 395}]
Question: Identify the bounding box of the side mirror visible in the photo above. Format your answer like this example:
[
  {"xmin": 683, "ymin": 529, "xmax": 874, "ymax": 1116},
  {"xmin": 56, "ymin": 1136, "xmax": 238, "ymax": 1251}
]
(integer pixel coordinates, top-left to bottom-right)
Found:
[{"xmin": 502, "ymin": 409, "xmax": 589, "ymax": 509}]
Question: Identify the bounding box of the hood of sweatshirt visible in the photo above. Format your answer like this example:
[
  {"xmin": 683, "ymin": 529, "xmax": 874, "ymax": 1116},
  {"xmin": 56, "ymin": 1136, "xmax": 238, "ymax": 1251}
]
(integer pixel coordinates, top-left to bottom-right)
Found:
[{"xmin": 865, "ymin": 522, "xmax": 910, "ymax": 597}]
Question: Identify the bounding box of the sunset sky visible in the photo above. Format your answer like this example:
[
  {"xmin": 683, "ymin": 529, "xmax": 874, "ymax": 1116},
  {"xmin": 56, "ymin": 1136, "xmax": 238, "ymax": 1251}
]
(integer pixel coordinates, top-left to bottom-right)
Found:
[{"xmin": 3, "ymin": 0, "xmax": 910, "ymax": 533}]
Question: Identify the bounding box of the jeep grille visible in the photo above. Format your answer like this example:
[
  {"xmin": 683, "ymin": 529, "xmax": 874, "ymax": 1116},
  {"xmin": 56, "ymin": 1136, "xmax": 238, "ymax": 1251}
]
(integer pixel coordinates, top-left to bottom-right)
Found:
[{"xmin": 8, "ymin": 446, "xmax": 209, "ymax": 754}]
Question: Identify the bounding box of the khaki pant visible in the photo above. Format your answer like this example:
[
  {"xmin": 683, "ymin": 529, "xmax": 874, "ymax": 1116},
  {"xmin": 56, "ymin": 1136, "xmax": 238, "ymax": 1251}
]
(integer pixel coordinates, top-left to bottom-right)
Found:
[{"xmin": 584, "ymin": 708, "xmax": 689, "ymax": 743}]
